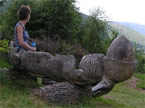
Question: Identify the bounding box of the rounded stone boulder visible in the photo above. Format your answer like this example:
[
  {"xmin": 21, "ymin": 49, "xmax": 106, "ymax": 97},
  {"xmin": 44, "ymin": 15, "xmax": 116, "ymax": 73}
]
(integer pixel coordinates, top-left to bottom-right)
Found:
[
  {"xmin": 79, "ymin": 53, "xmax": 105, "ymax": 84},
  {"xmin": 104, "ymin": 36, "xmax": 136, "ymax": 83},
  {"xmin": 104, "ymin": 57, "xmax": 136, "ymax": 83},
  {"xmin": 107, "ymin": 35, "xmax": 135, "ymax": 62}
]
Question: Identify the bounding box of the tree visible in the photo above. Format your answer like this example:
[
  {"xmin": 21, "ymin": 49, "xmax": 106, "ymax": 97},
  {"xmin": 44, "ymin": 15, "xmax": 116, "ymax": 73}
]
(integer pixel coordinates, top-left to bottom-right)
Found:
[
  {"xmin": 39, "ymin": 0, "xmax": 81, "ymax": 41},
  {"xmin": 134, "ymin": 43, "xmax": 145, "ymax": 73},
  {"xmin": 81, "ymin": 8, "xmax": 112, "ymax": 54}
]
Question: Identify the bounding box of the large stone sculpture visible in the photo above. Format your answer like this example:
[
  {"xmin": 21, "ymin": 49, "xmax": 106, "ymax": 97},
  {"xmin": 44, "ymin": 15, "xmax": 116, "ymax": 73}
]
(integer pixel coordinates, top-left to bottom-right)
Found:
[{"xmin": 9, "ymin": 36, "xmax": 136, "ymax": 104}]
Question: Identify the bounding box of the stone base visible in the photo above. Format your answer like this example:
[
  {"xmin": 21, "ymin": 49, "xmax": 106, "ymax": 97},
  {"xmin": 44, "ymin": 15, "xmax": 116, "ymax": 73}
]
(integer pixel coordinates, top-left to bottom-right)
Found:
[{"xmin": 31, "ymin": 82, "xmax": 91, "ymax": 105}]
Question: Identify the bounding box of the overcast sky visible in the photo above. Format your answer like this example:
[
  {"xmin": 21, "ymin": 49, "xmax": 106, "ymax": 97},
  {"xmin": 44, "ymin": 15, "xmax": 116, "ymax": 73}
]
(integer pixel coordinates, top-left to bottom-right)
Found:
[{"xmin": 76, "ymin": 0, "xmax": 145, "ymax": 25}]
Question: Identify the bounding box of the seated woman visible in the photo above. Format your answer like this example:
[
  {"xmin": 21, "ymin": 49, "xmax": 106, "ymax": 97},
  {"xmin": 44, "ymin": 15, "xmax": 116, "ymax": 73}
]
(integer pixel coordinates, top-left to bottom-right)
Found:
[{"xmin": 14, "ymin": 5, "xmax": 36, "ymax": 52}]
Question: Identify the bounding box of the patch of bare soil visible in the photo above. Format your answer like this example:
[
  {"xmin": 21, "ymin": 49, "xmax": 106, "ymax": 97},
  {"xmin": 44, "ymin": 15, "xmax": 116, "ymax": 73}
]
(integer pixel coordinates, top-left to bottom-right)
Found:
[
  {"xmin": 126, "ymin": 77, "xmax": 139, "ymax": 89},
  {"xmin": 126, "ymin": 76, "xmax": 144, "ymax": 91}
]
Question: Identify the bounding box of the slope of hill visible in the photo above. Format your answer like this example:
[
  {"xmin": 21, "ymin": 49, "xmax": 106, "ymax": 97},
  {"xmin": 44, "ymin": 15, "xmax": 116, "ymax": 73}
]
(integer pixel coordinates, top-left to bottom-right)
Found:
[
  {"xmin": 110, "ymin": 23, "xmax": 145, "ymax": 47},
  {"xmin": 81, "ymin": 13, "xmax": 88, "ymax": 22},
  {"xmin": 112, "ymin": 22, "xmax": 145, "ymax": 36},
  {"xmin": 81, "ymin": 13, "xmax": 145, "ymax": 47}
]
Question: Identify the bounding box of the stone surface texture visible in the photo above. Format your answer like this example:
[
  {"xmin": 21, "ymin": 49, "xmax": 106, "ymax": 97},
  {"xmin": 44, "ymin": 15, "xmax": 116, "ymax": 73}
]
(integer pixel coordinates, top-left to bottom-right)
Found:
[{"xmin": 9, "ymin": 35, "xmax": 136, "ymax": 104}]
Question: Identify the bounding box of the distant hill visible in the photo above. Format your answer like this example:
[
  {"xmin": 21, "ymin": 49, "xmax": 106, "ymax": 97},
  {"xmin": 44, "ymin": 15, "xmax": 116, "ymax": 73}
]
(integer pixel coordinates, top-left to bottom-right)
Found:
[
  {"xmin": 81, "ymin": 13, "xmax": 88, "ymax": 21},
  {"xmin": 109, "ymin": 23, "xmax": 145, "ymax": 47},
  {"xmin": 81, "ymin": 13, "xmax": 145, "ymax": 48},
  {"xmin": 112, "ymin": 22, "xmax": 145, "ymax": 36},
  {"xmin": 81, "ymin": 13, "xmax": 88, "ymax": 24}
]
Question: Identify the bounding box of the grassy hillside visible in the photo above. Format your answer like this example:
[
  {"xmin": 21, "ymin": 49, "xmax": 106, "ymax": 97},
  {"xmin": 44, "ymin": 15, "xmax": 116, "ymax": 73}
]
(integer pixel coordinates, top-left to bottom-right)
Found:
[
  {"xmin": 113, "ymin": 22, "xmax": 145, "ymax": 36},
  {"xmin": 110, "ymin": 23, "xmax": 145, "ymax": 47}
]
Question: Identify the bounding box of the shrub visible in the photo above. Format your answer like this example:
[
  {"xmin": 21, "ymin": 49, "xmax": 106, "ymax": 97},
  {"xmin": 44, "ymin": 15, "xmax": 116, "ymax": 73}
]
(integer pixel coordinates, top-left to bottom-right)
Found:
[
  {"xmin": 0, "ymin": 39, "xmax": 10, "ymax": 53},
  {"xmin": 35, "ymin": 37, "xmax": 61, "ymax": 54},
  {"xmin": 36, "ymin": 38, "xmax": 88, "ymax": 56},
  {"xmin": 135, "ymin": 45, "xmax": 145, "ymax": 73},
  {"xmin": 38, "ymin": 0, "xmax": 81, "ymax": 41},
  {"xmin": 81, "ymin": 8, "xmax": 115, "ymax": 54}
]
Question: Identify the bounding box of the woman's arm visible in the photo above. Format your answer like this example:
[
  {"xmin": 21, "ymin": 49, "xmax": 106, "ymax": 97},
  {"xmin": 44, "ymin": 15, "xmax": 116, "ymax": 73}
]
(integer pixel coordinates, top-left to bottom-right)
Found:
[{"xmin": 17, "ymin": 25, "xmax": 36, "ymax": 51}]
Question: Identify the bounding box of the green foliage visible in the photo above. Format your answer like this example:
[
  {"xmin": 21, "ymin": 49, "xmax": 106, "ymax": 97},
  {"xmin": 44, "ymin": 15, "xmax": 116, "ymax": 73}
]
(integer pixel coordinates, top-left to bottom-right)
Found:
[
  {"xmin": 81, "ymin": 8, "xmax": 114, "ymax": 54},
  {"xmin": 0, "ymin": 39, "xmax": 12, "ymax": 68},
  {"xmin": 0, "ymin": 39, "xmax": 10, "ymax": 53},
  {"xmin": 0, "ymin": 56, "xmax": 12, "ymax": 68},
  {"xmin": 134, "ymin": 73, "xmax": 145, "ymax": 89},
  {"xmin": 96, "ymin": 97, "xmax": 128, "ymax": 108},
  {"xmin": 134, "ymin": 44, "xmax": 145, "ymax": 73},
  {"xmin": 104, "ymin": 81, "xmax": 145, "ymax": 108},
  {"xmin": 25, "ymin": 0, "xmax": 48, "ymax": 38},
  {"xmin": 0, "ymin": 2, "xmax": 3, "ymax": 6},
  {"xmin": 38, "ymin": 0, "xmax": 81, "ymax": 41}
]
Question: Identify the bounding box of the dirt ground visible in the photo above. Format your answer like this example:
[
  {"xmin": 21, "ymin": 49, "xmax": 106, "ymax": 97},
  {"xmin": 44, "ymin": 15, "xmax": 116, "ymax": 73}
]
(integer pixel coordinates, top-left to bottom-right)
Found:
[{"xmin": 126, "ymin": 76, "xmax": 145, "ymax": 92}]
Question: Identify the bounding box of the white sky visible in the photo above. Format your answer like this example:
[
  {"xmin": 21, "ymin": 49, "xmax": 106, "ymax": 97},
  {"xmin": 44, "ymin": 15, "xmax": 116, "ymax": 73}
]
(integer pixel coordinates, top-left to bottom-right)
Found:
[{"xmin": 76, "ymin": 0, "xmax": 145, "ymax": 25}]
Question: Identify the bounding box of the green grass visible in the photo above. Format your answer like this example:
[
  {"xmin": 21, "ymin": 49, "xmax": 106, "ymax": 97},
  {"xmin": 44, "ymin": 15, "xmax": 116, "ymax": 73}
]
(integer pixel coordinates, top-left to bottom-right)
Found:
[
  {"xmin": 134, "ymin": 73, "xmax": 145, "ymax": 89},
  {"xmin": 0, "ymin": 55, "xmax": 12, "ymax": 68},
  {"xmin": 0, "ymin": 70, "xmax": 51, "ymax": 108},
  {"xmin": 104, "ymin": 82, "xmax": 145, "ymax": 108}
]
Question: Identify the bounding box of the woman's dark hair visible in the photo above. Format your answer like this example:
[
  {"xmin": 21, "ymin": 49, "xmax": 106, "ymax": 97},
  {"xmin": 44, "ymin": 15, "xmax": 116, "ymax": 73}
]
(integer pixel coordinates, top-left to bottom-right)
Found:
[{"xmin": 17, "ymin": 5, "xmax": 31, "ymax": 20}]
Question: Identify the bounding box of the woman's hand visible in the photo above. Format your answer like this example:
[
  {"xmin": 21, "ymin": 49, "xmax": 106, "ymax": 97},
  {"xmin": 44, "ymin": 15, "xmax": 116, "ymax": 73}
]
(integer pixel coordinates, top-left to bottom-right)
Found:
[{"xmin": 31, "ymin": 47, "xmax": 36, "ymax": 51}]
